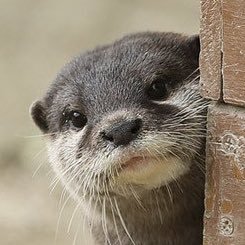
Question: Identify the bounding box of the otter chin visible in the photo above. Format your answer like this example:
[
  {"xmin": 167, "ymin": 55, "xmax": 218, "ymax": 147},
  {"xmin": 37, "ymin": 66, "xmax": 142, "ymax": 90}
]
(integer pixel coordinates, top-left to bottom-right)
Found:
[
  {"xmin": 118, "ymin": 156, "xmax": 189, "ymax": 189},
  {"xmin": 31, "ymin": 32, "xmax": 209, "ymax": 245}
]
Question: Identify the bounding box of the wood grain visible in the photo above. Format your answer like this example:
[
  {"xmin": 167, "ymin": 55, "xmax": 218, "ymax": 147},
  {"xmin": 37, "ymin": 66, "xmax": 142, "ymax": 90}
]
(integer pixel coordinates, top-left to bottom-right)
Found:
[
  {"xmin": 203, "ymin": 103, "xmax": 245, "ymax": 245},
  {"xmin": 222, "ymin": 0, "xmax": 245, "ymax": 106},
  {"xmin": 199, "ymin": 0, "xmax": 222, "ymax": 100}
]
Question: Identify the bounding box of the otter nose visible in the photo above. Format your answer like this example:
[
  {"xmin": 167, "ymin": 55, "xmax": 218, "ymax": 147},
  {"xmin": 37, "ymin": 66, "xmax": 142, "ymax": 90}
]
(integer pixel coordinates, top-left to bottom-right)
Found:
[{"xmin": 102, "ymin": 119, "xmax": 142, "ymax": 146}]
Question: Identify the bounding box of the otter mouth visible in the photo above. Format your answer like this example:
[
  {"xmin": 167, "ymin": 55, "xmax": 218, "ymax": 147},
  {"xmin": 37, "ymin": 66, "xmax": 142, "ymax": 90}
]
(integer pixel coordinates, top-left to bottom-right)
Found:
[
  {"xmin": 112, "ymin": 151, "xmax": 189, "ymax": 191},
  {"xmin": 120, "ymin": 156, "xmax": 154, "ymax": 171}
]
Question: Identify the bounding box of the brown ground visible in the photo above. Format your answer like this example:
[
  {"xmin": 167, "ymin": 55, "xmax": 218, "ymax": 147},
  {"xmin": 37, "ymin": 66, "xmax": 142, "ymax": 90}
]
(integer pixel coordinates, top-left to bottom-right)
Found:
[{"xmin": 0, "ymin": 0, "xmax": 199, "ymax": 244}]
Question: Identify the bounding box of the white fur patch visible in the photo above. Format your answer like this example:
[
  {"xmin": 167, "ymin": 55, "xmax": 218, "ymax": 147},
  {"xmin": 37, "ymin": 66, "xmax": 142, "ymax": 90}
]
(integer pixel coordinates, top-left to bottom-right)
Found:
[{"xmin": 115, "ymin": 156, "xmax": 189, "ymax": 189}]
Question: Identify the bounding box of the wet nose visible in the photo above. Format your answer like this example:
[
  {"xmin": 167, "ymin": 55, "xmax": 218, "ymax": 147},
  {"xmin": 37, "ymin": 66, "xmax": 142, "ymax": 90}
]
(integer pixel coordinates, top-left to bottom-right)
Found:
[{"xmin": 102, "ymin": 119, "xmax": 142, "ymax": 146}]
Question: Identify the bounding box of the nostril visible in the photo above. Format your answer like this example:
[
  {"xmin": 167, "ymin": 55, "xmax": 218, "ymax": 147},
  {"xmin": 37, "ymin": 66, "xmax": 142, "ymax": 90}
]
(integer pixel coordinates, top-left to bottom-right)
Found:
[
  {"xmin": 131, "ymin": 126, "xmax": 139, "ymax": 134},
  {"xmin": 131, "ymin": 119, "xmax": 142, "ymax": 134}
]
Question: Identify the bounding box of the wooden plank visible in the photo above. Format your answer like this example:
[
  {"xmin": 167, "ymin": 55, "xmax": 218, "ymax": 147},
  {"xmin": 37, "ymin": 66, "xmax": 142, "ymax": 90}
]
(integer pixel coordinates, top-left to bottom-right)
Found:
[
  {"xmin": 203, "ymin": 103, "xmax": 245, "ymax": 245},
  {"xmin": 222, "ymin": 0, "xmax": 245, "ymax": 106},
  {"xmin": 199, "ymin": 0, "xmax": 222, "ymax": 100}
]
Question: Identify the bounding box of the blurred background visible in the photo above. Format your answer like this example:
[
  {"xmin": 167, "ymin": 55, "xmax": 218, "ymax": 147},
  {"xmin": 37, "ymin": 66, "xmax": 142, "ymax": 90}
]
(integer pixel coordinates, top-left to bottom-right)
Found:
[{"xmin": 0, "ymin": 0, "xmax": 199, "ymax": 244}]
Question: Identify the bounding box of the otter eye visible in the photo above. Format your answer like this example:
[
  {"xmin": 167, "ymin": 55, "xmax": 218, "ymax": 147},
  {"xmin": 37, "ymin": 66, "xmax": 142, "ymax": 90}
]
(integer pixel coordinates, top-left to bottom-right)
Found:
[
  {"xmin": 67, "ymin": 111, "xmax": 87, "ymax": 129},
  {"xmin": 147, "ymin": 78, "xmax": 168, "ymax": 101}
]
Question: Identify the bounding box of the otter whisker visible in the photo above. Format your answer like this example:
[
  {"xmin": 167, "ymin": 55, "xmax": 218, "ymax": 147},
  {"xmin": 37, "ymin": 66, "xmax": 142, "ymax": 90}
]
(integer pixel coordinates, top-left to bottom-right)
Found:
[
  {"xmin": 153, "ymin": 189, "xmax": 163, "ymax": 224},
  {"xmin": 72, "ymin": 210, "xmax": 83, "ymax": 245},
  {"xmin": 129, "ymin": 185, "xmax": 145, "ymax": 211},
  {"xmin": 55, "ymin": 188, "xmax": 74, "ymax": 245},
  {"xmin": 49, "ymin": 160, "xmax": 81, "ymax": 194},
  {"xmin": 184, "ymin": 70, "xmax": 199, "ymax": 81},
  {"xmin": 114, "ymin": 197, "xmax": 136, "ymax": 245},
  {"xmin": 19, "ymin": 132, "xmax": 57, "ymax": 138},
  {"xmin": 108, "ymin": 195, "xmax": 123, "ymax": 245},
  {"xmin": 89, "ymin": 193, "xmax": 100, "ymax": 236},
  {"xmin": 67, "ymin": 197, "xmax": 83, "ymax": 234},
  {"xmin": 165, "ymin": 183, "xmax": 173, "ymax": 204},
  {"xmin": 58, "ymin": 187, "xmax": 69, "ymax": 210},
  {"xmin": 102, "ymin": 197, "xmax": 112, "ymax": 245}
]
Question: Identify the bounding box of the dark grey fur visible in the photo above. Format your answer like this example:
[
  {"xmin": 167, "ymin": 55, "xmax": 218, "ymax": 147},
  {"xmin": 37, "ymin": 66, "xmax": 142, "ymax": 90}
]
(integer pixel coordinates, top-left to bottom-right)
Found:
[{"xmin": 31, "ymin": 32, "xmax": 208, "ymax": 245}]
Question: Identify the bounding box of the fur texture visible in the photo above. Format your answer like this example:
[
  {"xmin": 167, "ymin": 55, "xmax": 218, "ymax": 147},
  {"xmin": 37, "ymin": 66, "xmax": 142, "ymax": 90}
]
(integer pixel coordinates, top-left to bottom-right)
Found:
[{"xmin": 31, "ymin": 32, "xmax": 209, "ymax": 245}]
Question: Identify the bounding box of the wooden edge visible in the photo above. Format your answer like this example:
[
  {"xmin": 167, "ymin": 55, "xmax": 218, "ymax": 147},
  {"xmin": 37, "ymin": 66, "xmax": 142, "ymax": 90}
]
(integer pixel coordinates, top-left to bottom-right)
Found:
[{"xmin": 199, "ymin": 0, "xmax": 223, "ymax": 101}]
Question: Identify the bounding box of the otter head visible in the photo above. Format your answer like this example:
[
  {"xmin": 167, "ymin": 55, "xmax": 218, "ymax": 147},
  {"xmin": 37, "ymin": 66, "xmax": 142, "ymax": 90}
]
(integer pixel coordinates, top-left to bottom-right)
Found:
[{"xmin": 31, "ymin": 32, "xmax": 207, "ymax": 200}]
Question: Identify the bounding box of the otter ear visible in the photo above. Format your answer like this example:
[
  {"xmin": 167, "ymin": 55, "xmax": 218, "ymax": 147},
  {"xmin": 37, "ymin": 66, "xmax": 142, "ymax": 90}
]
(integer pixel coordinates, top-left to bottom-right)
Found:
[
  {"xmin": 186, "ymin": 35, "xmax": 200, "ymax": 62},
  {"xmin": 30, "ymin": 100, "xmax": 49, "ymax": 133}
]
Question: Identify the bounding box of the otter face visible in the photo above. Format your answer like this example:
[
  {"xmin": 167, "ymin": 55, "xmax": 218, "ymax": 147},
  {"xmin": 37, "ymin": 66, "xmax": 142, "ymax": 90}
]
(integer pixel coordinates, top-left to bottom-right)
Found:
[{"xmin": 31, "ymin": 32, "xmax": 208, "ymax": 199}]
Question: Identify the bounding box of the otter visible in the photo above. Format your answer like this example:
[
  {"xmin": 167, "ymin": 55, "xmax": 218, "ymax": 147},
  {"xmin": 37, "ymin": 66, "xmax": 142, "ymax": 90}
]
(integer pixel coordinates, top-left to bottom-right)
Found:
[{"xmin": 31, "ymin": 32, "xmax": 209, "ymax": 245}]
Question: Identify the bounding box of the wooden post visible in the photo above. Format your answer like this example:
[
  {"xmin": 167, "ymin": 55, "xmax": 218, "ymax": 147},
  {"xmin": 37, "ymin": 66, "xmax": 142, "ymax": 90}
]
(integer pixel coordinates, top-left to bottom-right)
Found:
[{"xmin": 200, "ymin": 0, "xmax": 245, "ymax": 244}]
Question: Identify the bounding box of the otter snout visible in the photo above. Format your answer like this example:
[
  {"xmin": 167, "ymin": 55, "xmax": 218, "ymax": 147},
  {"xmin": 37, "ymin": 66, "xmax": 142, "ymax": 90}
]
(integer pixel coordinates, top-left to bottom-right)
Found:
[{"xmin": 101, "ymin": 118, "xmax": 142, "ymax": 146}]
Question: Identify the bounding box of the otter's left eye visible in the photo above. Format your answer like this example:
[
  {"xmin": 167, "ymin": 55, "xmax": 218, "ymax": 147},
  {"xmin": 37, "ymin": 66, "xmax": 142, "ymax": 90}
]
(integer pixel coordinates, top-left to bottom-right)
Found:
[
  {"xmin": 147, "ymin": 78, "xmax": 168, "ymax": 101},
  {"xmin": 68, "ymin": 111, "xmax": 87, "ymax": 129}
]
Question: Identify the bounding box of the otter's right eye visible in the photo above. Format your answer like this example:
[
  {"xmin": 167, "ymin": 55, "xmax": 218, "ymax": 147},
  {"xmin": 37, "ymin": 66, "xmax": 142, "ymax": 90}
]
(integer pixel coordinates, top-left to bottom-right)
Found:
[
  {"xmin": 67, "ymin": 111, "xmax": 87, "ymax": 129},
  {"xmin": 147, "ymin": 78, "xmax": 169, "ymax": 101}
]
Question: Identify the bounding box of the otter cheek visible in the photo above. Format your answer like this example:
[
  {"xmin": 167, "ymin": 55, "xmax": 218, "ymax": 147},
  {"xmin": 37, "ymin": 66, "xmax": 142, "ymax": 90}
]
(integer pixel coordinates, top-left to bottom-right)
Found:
[
  {"xmin": 46, "ymin": 137, "xmax": 65, "ymax": 173},
  {"xmin": 46, "ymin": 134, "xmax": 77, "ymax": 174},
  {"xmin": 116, "ymin": 157, "xmax": 190, "ymax": 189}
]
